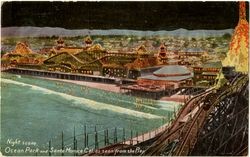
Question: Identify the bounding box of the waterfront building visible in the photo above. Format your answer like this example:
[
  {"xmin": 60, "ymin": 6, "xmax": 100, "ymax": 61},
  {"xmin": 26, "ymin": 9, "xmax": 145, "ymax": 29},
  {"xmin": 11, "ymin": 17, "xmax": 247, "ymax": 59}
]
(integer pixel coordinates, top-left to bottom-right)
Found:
[
  {"xmin": 44, "ymin": 39, "xmax": 157, "ymax": 79},
  {"xmin": 193, "ymin": 61, "xmax": 222, "ymax": 85},
  {"xmin": 137, "ymin": 65, "xmax": 193, "ymax": 89},
  {"xmin": 120, "ymin": 65, "xmax": 193, "ymax": 99},
  {"xmin": 102, "ymin": 64, "xmax": 127, "ymax": 78}
]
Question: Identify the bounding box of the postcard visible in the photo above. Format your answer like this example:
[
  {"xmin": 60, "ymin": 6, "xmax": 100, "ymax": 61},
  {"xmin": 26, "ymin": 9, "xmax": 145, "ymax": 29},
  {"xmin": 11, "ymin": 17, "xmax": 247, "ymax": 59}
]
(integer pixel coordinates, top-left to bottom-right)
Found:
[{"xmin": 1, "ymin": 1, "xmax": 249, "ymax": 156}]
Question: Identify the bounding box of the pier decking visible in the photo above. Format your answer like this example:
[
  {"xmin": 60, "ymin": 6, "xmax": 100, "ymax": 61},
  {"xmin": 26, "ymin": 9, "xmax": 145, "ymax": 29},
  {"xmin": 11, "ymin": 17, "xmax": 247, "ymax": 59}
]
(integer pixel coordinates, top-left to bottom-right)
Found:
[{"xmin": 2, "ymin": 67, "xmax": 136, "ymax": 85}]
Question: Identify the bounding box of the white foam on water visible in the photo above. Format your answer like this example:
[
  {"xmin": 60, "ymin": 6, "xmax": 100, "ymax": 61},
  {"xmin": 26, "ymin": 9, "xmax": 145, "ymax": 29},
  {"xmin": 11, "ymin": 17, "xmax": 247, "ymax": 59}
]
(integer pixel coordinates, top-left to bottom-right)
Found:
[
  {"xmin": 84, "ymin": 91, "xmax": 159, "ymax": 110},
  {"xmin": 2, "ymin": 78, "xmax": 163, "ymax": 119},
  {"xmin": 45, "ymin": 77, "xmax": 159, "ymax": 110},
  {"xmin": 156, "ymin": 100, "xmax": 182, "ymax": 111},
  {"xmin": 39, "ymin": 77, "xmax": 179, "ymax": 111}
]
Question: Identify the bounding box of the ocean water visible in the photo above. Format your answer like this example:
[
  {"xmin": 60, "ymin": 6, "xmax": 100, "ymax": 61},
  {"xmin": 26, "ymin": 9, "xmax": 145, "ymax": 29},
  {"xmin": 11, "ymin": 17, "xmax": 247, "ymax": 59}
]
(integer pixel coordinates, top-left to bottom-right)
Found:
[{"xmin": 1, "ymin": 73, "xmax": 181, "ymax": 156}]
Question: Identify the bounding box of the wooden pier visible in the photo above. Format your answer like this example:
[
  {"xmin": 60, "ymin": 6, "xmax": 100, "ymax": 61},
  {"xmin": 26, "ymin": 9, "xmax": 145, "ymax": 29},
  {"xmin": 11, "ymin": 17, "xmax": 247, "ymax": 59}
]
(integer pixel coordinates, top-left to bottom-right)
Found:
[
  {"xmin": 2, "ymin": 67, "xmax": 136, "ymax": 85},
  {"xmin": 120, "ymin": 84, "xmax": 166, "ymax": 100}
]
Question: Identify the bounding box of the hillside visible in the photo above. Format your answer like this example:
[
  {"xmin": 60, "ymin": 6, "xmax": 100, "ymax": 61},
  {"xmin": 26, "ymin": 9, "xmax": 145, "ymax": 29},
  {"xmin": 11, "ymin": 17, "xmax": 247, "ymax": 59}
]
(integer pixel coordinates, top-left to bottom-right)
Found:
[{"xmin": 2, "ymin": 27, "xmax": 233, "ymax": 38}]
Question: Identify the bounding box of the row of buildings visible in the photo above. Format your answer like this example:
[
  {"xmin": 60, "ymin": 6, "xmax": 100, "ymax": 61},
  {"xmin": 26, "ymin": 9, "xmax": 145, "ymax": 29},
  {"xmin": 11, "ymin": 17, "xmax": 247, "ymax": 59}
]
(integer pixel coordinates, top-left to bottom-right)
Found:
[
  {"xmin": 44, "ymin": 37, "xmax": 222, "ymax": 89},
  {"xmin": 3, "ymin": 36, "xmax": 223, "ymax": 94}
]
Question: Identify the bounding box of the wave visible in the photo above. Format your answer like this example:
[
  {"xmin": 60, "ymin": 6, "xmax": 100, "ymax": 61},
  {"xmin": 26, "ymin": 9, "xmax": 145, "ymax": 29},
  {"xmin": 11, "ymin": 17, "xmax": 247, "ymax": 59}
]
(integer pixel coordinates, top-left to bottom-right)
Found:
[
  {"xmin": 156, "ymin": 100, "xmax": 182, "ymax": 111},
  {"xmin": 37, "ymin": 76, "xmax": 178, "ymax": 111},
  {"xmin": 2, "ymin": 78, "xmax": 164, "ymax": 119},
  {"xmin": 95, "ymin": 92, "xmax": 178, "ymax": 111}
]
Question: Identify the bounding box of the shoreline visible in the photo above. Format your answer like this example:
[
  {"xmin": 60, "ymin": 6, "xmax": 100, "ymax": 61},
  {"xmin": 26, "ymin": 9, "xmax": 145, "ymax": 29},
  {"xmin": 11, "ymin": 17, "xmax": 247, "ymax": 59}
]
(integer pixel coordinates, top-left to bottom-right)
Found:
[
  {"xmin": 1, "ymin": 71, "xmax": 186, "ymax": 103},
  {"xmin": 36, "ymin": 76, "xmax": 121, "ymax": 93},
  {"xmin": 34, "ymin": 76, "xmax": 186, "ymax": 103}
]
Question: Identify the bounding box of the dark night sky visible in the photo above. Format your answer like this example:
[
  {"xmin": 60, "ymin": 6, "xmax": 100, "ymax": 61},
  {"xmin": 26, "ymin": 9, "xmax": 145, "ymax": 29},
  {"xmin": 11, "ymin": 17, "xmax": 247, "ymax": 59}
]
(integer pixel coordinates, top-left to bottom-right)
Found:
[{"xmin": 1, "ymin": 1, "xmax": 249, "ymax": 30}]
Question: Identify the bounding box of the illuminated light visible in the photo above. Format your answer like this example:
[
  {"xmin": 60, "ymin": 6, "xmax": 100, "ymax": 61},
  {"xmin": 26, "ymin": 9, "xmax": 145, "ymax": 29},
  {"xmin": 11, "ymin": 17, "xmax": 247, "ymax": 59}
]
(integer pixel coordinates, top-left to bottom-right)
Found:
[{"xmin": 223, "ymin": 2, "xmax": 249, "ymax": 73}]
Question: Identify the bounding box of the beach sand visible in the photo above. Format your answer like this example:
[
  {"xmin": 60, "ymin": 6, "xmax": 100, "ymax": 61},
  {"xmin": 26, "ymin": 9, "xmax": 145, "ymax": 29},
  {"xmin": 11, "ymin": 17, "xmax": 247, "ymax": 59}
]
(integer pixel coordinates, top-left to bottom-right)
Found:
[{"xmin": 37, "ymin": 77, "xmax": 121, "ymax": 93}]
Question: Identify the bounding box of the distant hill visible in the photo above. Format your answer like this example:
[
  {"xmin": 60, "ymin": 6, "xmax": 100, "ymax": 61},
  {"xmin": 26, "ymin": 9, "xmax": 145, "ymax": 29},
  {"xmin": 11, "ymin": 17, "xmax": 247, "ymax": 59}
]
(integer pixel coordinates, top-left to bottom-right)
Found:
[{"xmin": 1, "ymin": 26, "xmax": 234, "ymax": 38}]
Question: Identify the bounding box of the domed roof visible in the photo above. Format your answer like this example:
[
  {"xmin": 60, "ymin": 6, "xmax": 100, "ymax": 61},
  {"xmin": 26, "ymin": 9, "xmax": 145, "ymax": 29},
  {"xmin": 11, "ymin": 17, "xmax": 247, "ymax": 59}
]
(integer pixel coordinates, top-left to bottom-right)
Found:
[{"xmin": 153, "ymin": 65, "xmax": 191, "ymax": 77}]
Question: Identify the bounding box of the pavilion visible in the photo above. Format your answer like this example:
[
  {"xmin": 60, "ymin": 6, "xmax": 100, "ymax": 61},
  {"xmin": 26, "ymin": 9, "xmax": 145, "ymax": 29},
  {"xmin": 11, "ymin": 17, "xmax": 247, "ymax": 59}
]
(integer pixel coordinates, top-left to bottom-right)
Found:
[
  {"xmin": 137, "ymin": 65, "xmax": 193, "ymax": 89},
  {"xmin": 120, "ymin": 65, "xmax": 193, "ymax": 99}
]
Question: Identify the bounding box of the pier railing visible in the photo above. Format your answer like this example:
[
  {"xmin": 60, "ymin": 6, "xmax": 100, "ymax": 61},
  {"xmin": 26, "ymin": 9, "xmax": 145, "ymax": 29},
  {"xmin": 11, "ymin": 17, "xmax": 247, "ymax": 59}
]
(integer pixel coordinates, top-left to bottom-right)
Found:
[
  {"xmin": 44, "ymin": 106, "xmax": 178, "ymax": 156},
  {"xmin": 40, "ymin": 125, "xmax": 165, "ymax": 156},
  {"xmin": 36, "ymin": 109, "xmax": 178, "ymax": 156}
]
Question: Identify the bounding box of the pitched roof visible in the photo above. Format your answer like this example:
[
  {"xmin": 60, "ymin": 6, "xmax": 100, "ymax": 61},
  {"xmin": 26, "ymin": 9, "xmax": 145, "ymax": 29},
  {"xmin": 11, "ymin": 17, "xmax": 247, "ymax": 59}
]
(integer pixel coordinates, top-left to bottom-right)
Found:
[
  {"xmin": 153, "ymin": 65, "xmax": 191, "ymax": 76},
  {"xmin": 202, "ymin": 61, "xmax": 222, "ymax": 68},
  {"xmin": 139, "ymin": 73, "xmax": 193, "ymax": 81}
]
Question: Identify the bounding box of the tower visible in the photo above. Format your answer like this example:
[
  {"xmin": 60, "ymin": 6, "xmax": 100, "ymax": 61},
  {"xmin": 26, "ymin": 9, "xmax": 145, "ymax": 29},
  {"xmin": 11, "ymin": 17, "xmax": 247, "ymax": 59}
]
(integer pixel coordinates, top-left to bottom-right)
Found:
[
  {"xmin": 56, "ymin": 37, "xmax": 65, "ymax": 49},
  {"xmin": 158, "ymin": 43, "xmax": 167, "ymax": 58},
  {"xmin": 222, "ymin": 1, "xmax": 249, "ymax": 73},
  {"xmin": 239, "ymin": 1, "xmax": 246, "ymax": 20},
  {"xmin": 84, "ymin": 36, "xmax": 93, "ymax": 47}
]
